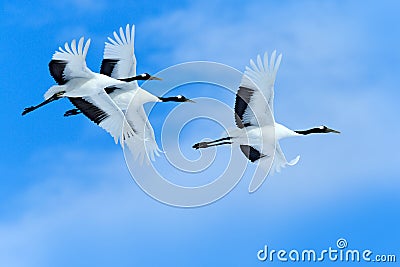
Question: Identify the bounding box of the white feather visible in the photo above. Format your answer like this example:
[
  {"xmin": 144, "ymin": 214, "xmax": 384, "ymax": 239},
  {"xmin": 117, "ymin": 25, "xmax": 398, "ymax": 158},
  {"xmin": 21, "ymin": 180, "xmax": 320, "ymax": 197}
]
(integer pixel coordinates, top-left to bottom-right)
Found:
[{"xmin": 103, "ymin": 24, "xmax": 136, "ymax": 79}]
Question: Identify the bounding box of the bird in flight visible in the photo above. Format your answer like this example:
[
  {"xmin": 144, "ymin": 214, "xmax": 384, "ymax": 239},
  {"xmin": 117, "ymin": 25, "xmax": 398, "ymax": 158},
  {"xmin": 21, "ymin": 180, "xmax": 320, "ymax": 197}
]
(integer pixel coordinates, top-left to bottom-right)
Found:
[
  {"xmin": 22, "ymin": 37, "xmax": 144, "ymax": 146},
  {"xmin": 193, "ymin": 51, "xmax": 340, "ymax": 191},
  {"xmin": 63, "ymin": 24, "xmax": 194, "ymax": 163}
]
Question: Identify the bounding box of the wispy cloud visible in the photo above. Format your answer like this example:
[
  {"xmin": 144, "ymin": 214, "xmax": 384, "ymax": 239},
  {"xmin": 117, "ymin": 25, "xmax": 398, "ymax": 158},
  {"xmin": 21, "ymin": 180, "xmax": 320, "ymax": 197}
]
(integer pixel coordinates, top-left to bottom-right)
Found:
[{"xmin": 139, "ymin": 1, "xmax": 365, "ymax": 72}]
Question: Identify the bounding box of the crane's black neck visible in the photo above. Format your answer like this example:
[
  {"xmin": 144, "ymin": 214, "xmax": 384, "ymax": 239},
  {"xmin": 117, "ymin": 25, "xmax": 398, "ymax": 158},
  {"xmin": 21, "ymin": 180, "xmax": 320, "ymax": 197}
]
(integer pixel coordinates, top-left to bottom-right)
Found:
[
  {"xmin": 118, "ymin": 74, "xmax": 147, "ymax": 82},
  {"xmin": 295, "ymin": 127, "xmax": 325, "ymax": 135},
  {"xmin": 159, "ymin": 96, "xmax": 180, "ymax": 102}
]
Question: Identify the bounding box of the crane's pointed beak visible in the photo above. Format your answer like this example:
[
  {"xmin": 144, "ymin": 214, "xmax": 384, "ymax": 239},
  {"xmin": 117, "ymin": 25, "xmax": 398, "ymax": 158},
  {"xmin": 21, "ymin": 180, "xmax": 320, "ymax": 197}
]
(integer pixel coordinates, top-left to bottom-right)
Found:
[
  {"xmin": 149, "ymin": 76, "xmax": 162, "ymax": 81},
  {"xmin": 185, "ymin": 99, "xmax": 196, "ymax": 103},
  {"xmin": 327, "ymin": 128, "xmax": 341, "ymax": 134}
]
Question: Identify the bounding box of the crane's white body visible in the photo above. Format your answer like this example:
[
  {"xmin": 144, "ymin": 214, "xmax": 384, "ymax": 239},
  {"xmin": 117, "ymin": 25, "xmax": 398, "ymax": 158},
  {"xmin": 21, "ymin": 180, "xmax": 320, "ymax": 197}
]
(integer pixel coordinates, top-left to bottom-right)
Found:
[
  {"xmin": 41, "ymin": 37, "xmax": 136, "ymax": 146},
  {"xmin": 228, "ymin": 123, "xmax": 298, "ymax": 146},
  {"xmin": 45, "ymin": 75, "xmax": 128, "ymax": 98},
  {"xmin": 44, "ymin": 38, "xmax": 128, "ymax": 99},
  {"xmin": 194, "ymin": 51, "xmax": 339, "ymax": 192}
]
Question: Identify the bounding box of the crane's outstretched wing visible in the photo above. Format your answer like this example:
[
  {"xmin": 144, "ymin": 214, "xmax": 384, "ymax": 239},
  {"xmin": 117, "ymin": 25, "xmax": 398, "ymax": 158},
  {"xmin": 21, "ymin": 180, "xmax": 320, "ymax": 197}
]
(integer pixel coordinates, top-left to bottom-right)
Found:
[
  {"xmin": 234, "ymin": 51, "xmax": 281, "ymax": 128},
  {"xmin": 63, "ymin": 25, "xmax": 137, "ymax": 116},
  {"xmin": 68, "ymin": 91, "xmax": 137, "ymax": 145},
  {"xmin": 269, "ymin": 143, "xmax": 300, "ymax": 175},
  {"xmin": 49, "ymin": 37, "xmax": 93, "ymax": 86},
  {"xmin": 100, "ymin": 24, "xmax": 136, "ymax": 79},
  {"xmin": 99, "ymin": 24, "xmax": 161, "ymax": 163},
  {"xmin": 125, "ymin": 104, "xmax": 161, "ymax": 164},
  {"xmin": 235, "ymin": 52, "xmax": 299, "ymax": 175}
]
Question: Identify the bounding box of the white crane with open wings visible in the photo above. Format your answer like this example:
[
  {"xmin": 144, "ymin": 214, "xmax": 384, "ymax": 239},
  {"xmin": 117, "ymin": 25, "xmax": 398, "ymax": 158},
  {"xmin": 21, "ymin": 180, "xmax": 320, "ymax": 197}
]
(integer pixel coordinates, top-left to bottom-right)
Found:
[
  {"xmin": 22, "ymin": 37, "xmax": 139, "ymax": 146},
  {"xmin": 193, "ymin": 51, "xmax": 340, "ymax": 189},
  {"xmin": 63, "ymin": 25, "xmax": 194, "ymax": 163}
]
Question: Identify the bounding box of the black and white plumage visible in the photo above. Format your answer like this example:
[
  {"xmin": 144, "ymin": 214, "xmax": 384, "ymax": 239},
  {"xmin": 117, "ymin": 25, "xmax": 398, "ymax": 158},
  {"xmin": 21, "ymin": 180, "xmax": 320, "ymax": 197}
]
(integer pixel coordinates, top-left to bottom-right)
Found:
[
  {"xmin": 22, "ymin": 37, "xmax": 139, "ymax": 146},
  {"xmin": 193, "ymin": 51, "xmax": 340, "ymax": 176},
  {"xmin": 64, "ymin": 25, "xmax": 193, "ymax": 163}
]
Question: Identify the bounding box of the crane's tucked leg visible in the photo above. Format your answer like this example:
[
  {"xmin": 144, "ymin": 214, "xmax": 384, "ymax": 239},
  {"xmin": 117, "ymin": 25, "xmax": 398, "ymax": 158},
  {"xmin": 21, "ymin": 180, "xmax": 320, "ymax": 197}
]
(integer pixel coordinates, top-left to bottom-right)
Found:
[
  {"xmin": 64, "ymin": 108, "xmax": 82, "ymax": 117},
  {"xmin": 193, "ymin": 137, "xmax": 232, "ymax": 149},
  {"xmin": 22, "ymin": 91, "xmax": 65, "ymax": 116},
  {"xmin": 294, "ymin": 125, "xmax": 340, "ymax": 135}
]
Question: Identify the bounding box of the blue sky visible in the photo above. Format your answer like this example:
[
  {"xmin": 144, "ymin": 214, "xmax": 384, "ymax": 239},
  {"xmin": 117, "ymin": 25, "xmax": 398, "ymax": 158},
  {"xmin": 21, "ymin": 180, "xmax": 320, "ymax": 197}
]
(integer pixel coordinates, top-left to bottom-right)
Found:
[{"xmin": 1, "ymin": 0, "xmax": 399, "ymax": 266}]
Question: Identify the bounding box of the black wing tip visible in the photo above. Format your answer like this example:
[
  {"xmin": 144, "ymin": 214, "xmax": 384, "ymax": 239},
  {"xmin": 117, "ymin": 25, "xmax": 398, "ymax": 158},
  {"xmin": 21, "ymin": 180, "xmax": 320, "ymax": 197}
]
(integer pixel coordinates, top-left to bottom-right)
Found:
[
  {"xmin": 49, "ymin": 60, "xmax": 68, "ymax": 85},
  {"xmin": 100, "ymin": 59, "xmax": 119, "ymax": 77},
  {"xmin": 235, "ymin": 86, "xmax": 255, "ymax": 128}
]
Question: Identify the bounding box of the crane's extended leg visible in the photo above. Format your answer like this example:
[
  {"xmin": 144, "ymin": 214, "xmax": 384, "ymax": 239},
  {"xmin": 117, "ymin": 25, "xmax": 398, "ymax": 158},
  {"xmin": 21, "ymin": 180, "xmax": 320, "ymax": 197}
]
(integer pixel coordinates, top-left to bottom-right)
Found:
[
  {"xmin": 22, "ymin": 91, "xmax": 65, "ymax": 116},
  {"xmin": 193, "ymin": 137, "xmax": 232, "ymax": 149}
]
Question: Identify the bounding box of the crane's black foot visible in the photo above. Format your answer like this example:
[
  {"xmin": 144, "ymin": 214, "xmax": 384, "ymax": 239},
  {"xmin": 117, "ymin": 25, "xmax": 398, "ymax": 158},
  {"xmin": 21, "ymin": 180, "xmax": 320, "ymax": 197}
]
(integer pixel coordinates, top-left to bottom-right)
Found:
[
  {"xmin": 64, "ymin": 108, "xmax": 81, "ymax": 117},
  {"xmin": 22, "ymin": 106, "xmax": 36, "ymax": 116},
  {"xmin": 193, "ymin": 142, "xmax": 209, "ymax": 149}
]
